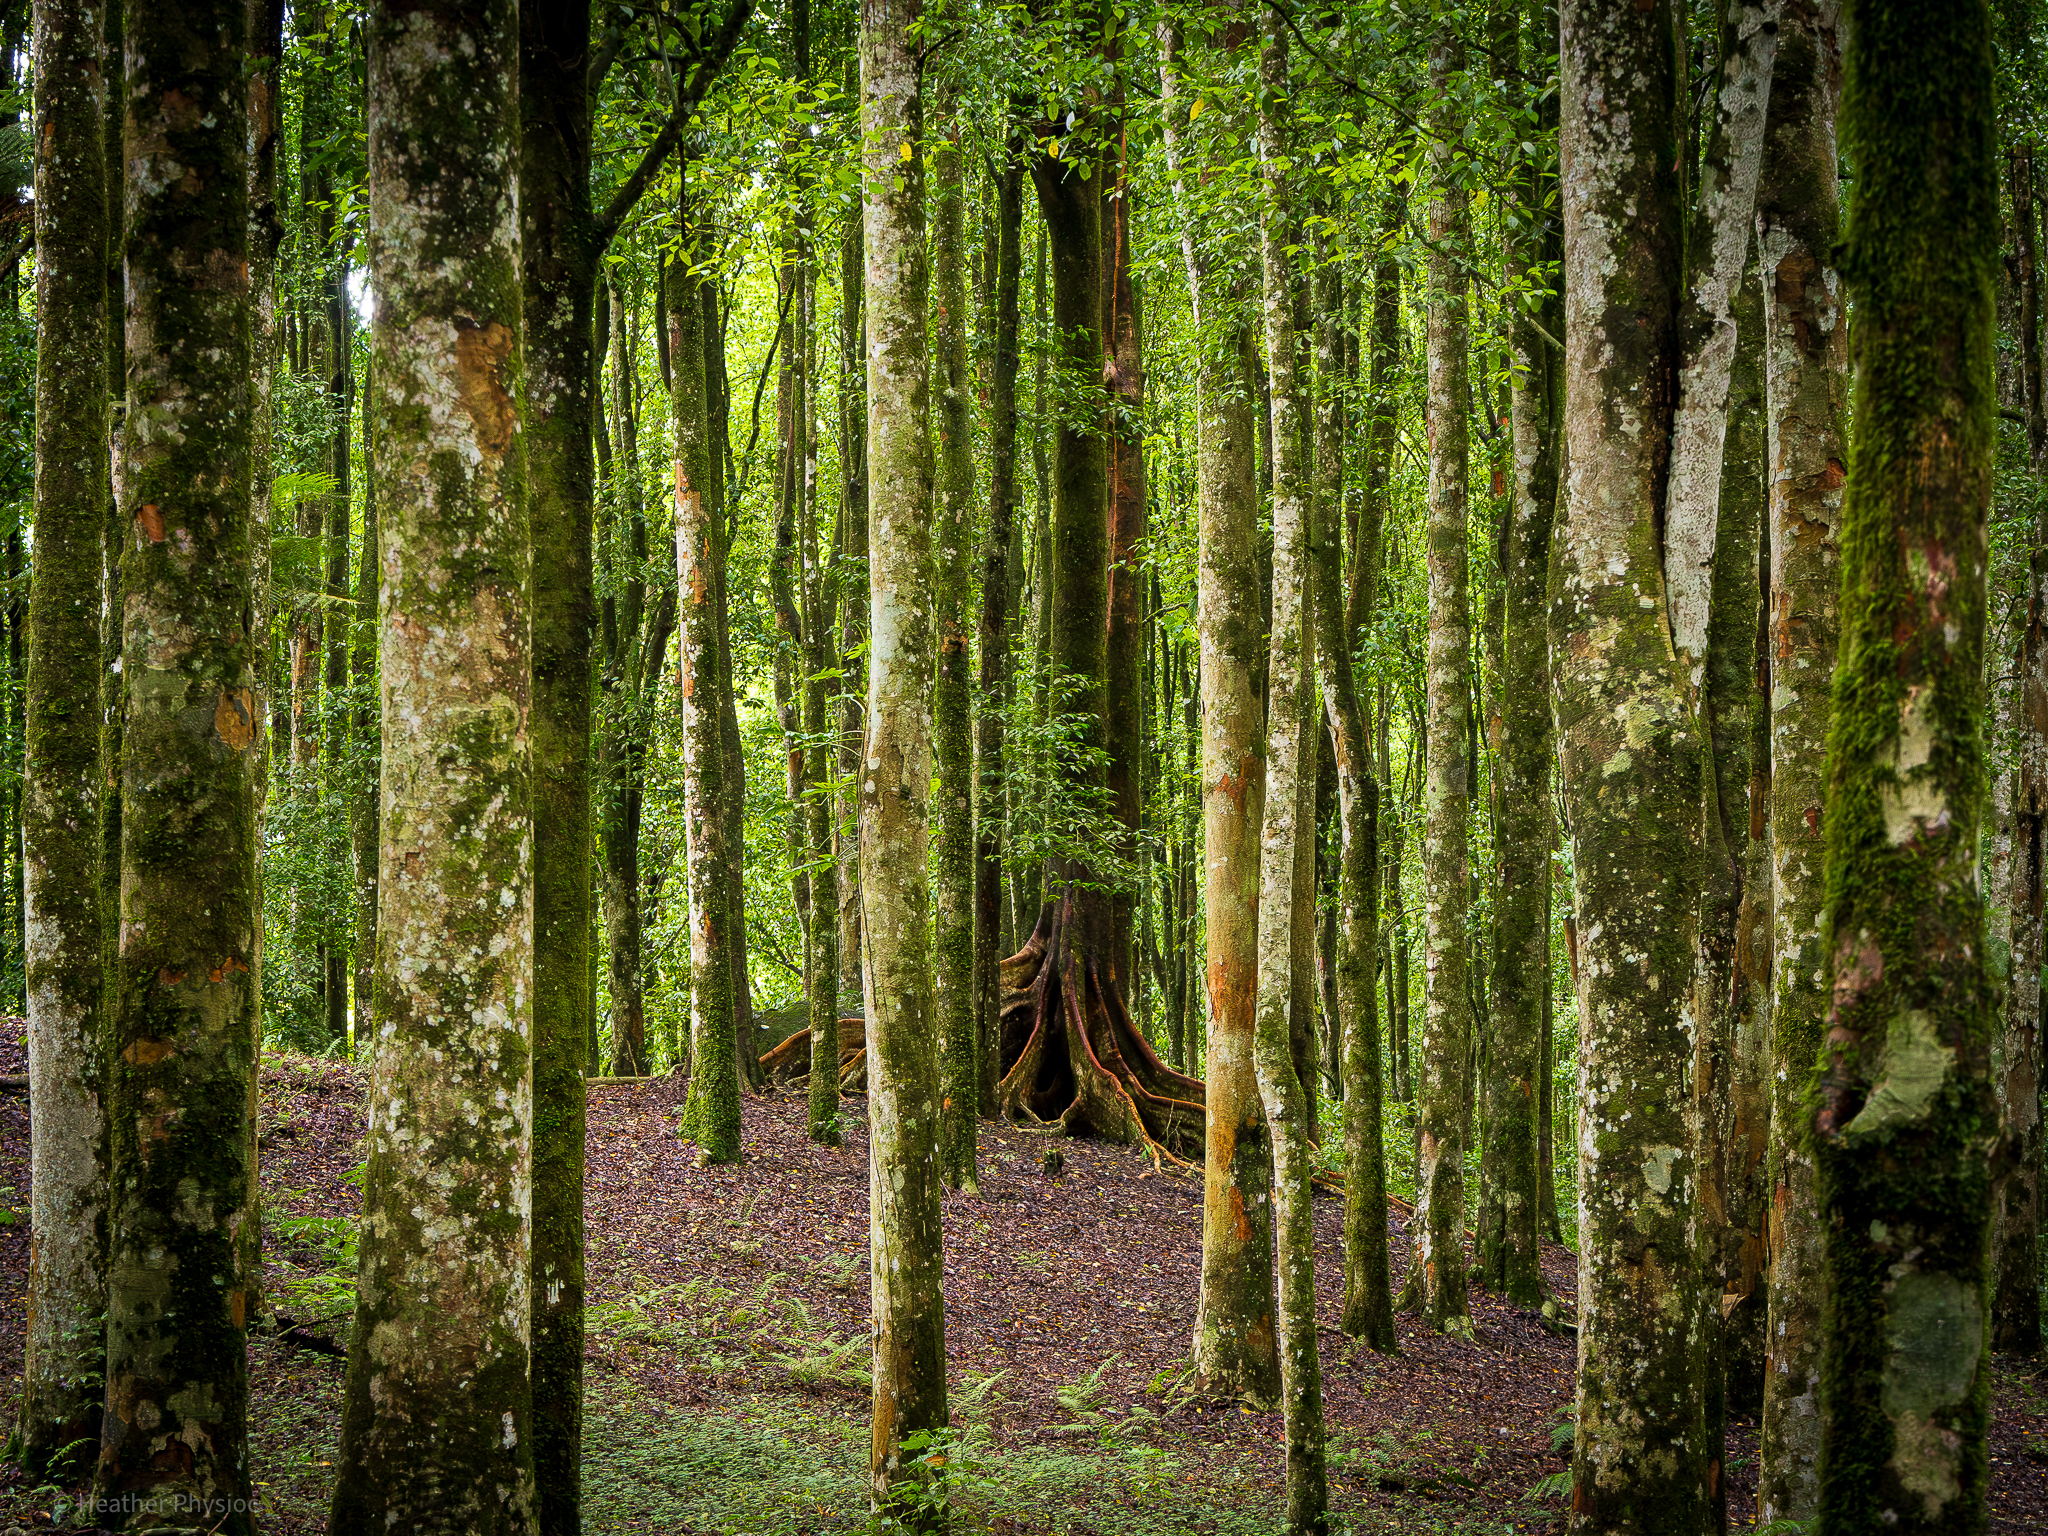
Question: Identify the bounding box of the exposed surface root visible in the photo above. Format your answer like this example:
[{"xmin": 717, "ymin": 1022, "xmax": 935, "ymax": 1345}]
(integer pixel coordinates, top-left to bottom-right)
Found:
[{"xmin": 996, "ymin": 901, "xmax": 1206, "ymax": 1163}]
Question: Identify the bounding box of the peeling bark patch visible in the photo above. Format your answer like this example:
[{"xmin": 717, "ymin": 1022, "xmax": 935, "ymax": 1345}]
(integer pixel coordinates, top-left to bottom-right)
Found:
[
  {"xmin": 137, "ymin": 504, "xmax": 165, "ymax": 543},
  {"xmin": 454, "ymin": 320, "xmax": 516, "ymax": 458},
  {"xmin": 1842, "ymin": 1010, "xmax": 1954, "ymax": 1139},
  {"xmin": 213, "ymin": 688, "xmax": 256, "ymax": 751}
]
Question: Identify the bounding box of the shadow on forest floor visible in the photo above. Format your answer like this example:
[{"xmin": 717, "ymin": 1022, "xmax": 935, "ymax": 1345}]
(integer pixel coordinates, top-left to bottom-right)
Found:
[{"xmin": 2, "ymin": 1037, "xmax": 2046, "ymax": 1532}]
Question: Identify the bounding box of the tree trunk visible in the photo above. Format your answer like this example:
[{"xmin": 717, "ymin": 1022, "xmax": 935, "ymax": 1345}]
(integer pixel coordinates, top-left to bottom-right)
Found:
[
  {"xmin": 1710, "ymin": 263, "xmax": 1772, "ymax": 1419},
  {"xmin": 1812, "ymin": 0, "xmax": 1999, "ymax": 1526},
  {"xmin": 351, "ymin": 357, "xmax": 379, "ymax": 1051},
  {"xmin": 1158, "ymin": 15, "xmax": 1279, "ymax": 1409},
  {"xmin": 1756, "ymin": 3, "xmax": 1848, "ymax": 1519},
  {"xmin": 1994, "ymin": 136, "xmax": 2047, "ymax": 1356},
  {"xmin": 1313, "ymin": 230, "xmax": 1393, "ymax": 1350},
  {"xmin": 859, "ymin": 0, "xmax": 951, "ymax": 1511},
  {"xmin": 328, "ymin": 3, "xmax": 534, "ymax": 1527},
  {"xmin": 1253, "ymin": 20, "xmax": 1329, "ymax": 1527},
  {"xmin": 837, "ymin": 117, "xmax": 868, "ymax": 1016},
  {"xmin": 674, "ymin": 184, "xmax": 741, "ymax": 1167},
  {"xmin": 1405, "ymin": 27, "xmax": 1473, "ymax": 1335},
  {"xmin": 19, "ymin": 0, "xmax": 109, "ymax": 1477},
  {"xmin": 323, "ymin": 258, "xmax": 354, "ymax": 1043},
  {"xmin": 975, "ymin": 148, "xmax": 1024, "ymax": 1118},
  {"xmin": 1104, "ymin": 81, "xmax": 1146, "ymax": 996},
  {"xmin": 96, "ymin": 2, "xmax": 261, "ymax": 1524},
  {"xmin": 1478, "ymin": 2, "xmax": 1566, "ymax": 1314},
  {"xmin": 933, "ymin": 93, "xmax": 978, "ymax": 1191},
  {"xmin": 1555, "ymin": 0, "xmax": 1710, "ymax": 1526},
  {"xmin": 520, "ymin": 4, "xmax": 598, "ymax": 1523}
]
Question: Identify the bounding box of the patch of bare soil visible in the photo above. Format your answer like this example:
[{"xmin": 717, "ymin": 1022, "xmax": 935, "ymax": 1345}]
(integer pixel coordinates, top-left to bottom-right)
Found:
[{"xmin": 0, "ymin": 1033, "xmax": 2043, "ymax": 1534}]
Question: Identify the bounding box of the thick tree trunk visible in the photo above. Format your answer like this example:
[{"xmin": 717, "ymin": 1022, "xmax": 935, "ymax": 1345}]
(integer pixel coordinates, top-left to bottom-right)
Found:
[
  {"xmin": 975, "ymin": 149, "xmax": 1024, "ymax": 1118},
  {"xmin": 1158, "ymin": 15, "xmax": 1279, "ymax": 1409},
  {"xmin": 673, "ymin": 189, "xmax": 741, "ymax": 1166},
  {"xmin": 328, "ymin": 4, "xmax": 534, "ymax": 1528},
  {"xmin": 1555, "ymin": 0, "xmax": 1710, "ymax": 1527},
  {"xmin": 19, "ymin": 0, "xmax": 109, "ymax": 1478},
  {"xmin": 933, "ymin": 96, "xmax": 978, "ymax": 1191},
  {"xmin": 96, "ymin": 2, "xmax": 261, "ymax": 1525},
  {"xmin": 1253, "ymin": 21, "xmax": 1329, "ymax": 1527},
  {"xmin": 1405, "ymin": 28, "xmax": 1473, "ymax": 1335},
  {"xmin": 519, "ymin": 4, "xmax": 597, "ymax": 1524},
  {"xmin": 859, "ymin": 0, "xmax": 951, "ymax": 1511},
  {"xmin": 1994, "ymin": 136, "xmax": 2047, "ymax": 1356},
  {"xmin": 1755, "ymin": 3, "xmax": 1848, "ymax": 1519},
  {"xmin": 1812, "ymin": 0, "xmax": 1999, "ymax": 1526},
  {"xmin": 1313, "ymin": 236, "xmax": 1393, "ymax": 1350}
]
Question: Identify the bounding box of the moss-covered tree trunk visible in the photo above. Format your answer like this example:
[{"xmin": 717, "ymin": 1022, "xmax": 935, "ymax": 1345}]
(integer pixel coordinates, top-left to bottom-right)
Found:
[
  {"xmin": 932, "ymin": 92, "xmax": 978, "ymax": 1191},
  {"xmin": 975, "ymin": 149, "xmax": 1024, "ymax": 1116},
  {"xmin": 1158, "ymin": 15, "xmax": 1279, "ymax": 1409},
  {"xmin": 1812, "ymin": 0, "xmax": 1999, "ymax": 1526},
  {"xmin": 351, "ymin": 363, "xmax": 380, "ymax": 1051},
  {"xmin": 1755, "ymin": 3, "xmax": 1848, "ymax": 1518},
  {"xmin": 1993, "ymin": 136, "xmax": 2047, "ymax": 1357},
  {"xmin": 328, "ymin": 3, "xmax": 534, "ymax": 1528},
  {"xmin": 673, "ymin": 188, "xmax": 740, "ymax": 1167},
  {"xmin": 859, "ymin": 0, "xmax": 951, "ymax": 1509},
  {"xmin": 1405, "ymin": 27, "xmax": 1473, "ymax": 1335},
  {"xmin": 804, "ymin": 319, "xmax": 842, "ymax": 1143},
  {"xmin": 1478, "ymin": 0, "xmax": 1567, "ymax": 1314},
  {"xmin": 322, "ymin": 264, "xmax": 354, "ymax": 1044},
  {"xmin": 1555, "ymin": 0, "xmax": 1710, "ymax": 1525},
  {"xmin": 1313, "ymin": 236, "xmax": 1393, "ymax": 1350},
  {"xmin": 519, "ymin": 3, "xmax": 595, "ymax": 1523},
  {"xmin": 837, "ymin": 135, "xmax": 868, "ymax": 1015},
  {"xmin": 95, "ymin": 1, "xmax": 261, "ymax": 1523},
  {"xmin": 19, "ymin": 0, "xmax": 108, "ymax": 1479},
  {"xmin": 1253, "ymin": 20, "xmax": 1330, "ymax": 1527}
]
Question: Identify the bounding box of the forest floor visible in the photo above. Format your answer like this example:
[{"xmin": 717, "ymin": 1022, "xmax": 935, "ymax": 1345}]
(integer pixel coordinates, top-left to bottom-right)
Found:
[{"xmin": 0, "ymin": 1032, "xmax": 2044, "ymax": 1533}]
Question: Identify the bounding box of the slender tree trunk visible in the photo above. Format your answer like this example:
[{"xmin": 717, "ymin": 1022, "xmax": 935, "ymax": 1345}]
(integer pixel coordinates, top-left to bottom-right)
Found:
[
  {"xmin": 329, "ymin": 3, "xmax": 534, "ymax": 1527},
  {"xmin": 933, "ymin": 94, "xmax": 978, "ymax": 1191},
  {"xmin": 1756, "ymin": 3, "xmax": 1849, "ymax": 1518},
  {"xmin": 323, "ymin": 261, "xmax": 353, "ymax": 1043},
  {"xmin": 975, "ymin": 148, "xmax": 1024, "ymax": 1118},
  {"xmin": 19, "ymin": 0, "xmax": 109, "ymax": 1477},
  {"xmin": 1555, "ymin": 0, "xmax": 1711, "ymax": 1526},
  {"xmin": 1104, "ymin": 79, "xmax": 1146, "ymax": 995},
  {"xmin": 674, "ymin": 184, "xmax": 741, "ymax": 1166},
  {"xmin": 804, "ymin": 312, "xmax": 842, "ymax": 1145},
  {"xmin": 837, "ymin": 126, "xmax": 868, "ymax": 1015},
  {"xmin": 1812, "ymin": 0, "xmax": 1999, "ymax": 1525},
  {"xmin": 351, "ymin": 358, "xmax": 379, "ymax": 1051},
  {"xmin": 1159, "ymin": 15, "xmax": 1279, "ymax": 1409},
  {"xmin": 859, "ymin": 0, "xmax": 950, "ymax": 1510},
  {"xmin": 1480, "ymin": 5, "xmax": 1567, "ymax": 1313},
  {"xmin": 1994, "ymin": 136, "xmax": 2048, "ymax": 1356},
  {"xmin": 96, "ymin": 2, "xmax": 260, "ymax": 1523},
  {"xmin": 520, "ymin": 3, "xmax": 598, "ymax": 1522},
  {"xmin": 1313, "ymin": 236, "xmax": 1393, "ymax": 1350},
  {"xmin": 1253, "ymin": 20, "xmax": 1329, "ymax": 1525},
  {"xmin": 1405, "ymin": 27, "xmax": 1473, "ymax": 1335},
  {"xmin": 1713, "ymin": 263, "xmax": 1772, "ymax": 1417}
]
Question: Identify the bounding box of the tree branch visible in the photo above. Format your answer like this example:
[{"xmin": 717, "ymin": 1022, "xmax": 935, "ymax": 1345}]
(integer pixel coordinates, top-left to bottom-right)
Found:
[{"xmin": 592, "ymin": 0, "xmax": 757, "ymax": 253}]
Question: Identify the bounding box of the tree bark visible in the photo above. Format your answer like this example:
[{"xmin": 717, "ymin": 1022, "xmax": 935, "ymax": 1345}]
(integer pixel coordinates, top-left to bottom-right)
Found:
[
  {"xmin": 1478, "ymin": 3, "xmax": 1566, "ymax": 1314},
  {"xmin": 837, "ymin": 114, "xmax": 868, "ymax": 1016},
  {"xmin": 1555, "ymin": 0, "xmax": 1710, "ymax": 1526},
  {"xmin": 1812, "ymin": 0, "xmax": 1999, "ymax": 1526},
  {"xmin": 519, "ymin": 3, "xmax": 596, "ymax": 1523},
  {"xmin": 933, "ymin": 92, "xmax": 978, "ymax": 1191},
  {"xmin": 1312, "ymin": 231, "xmax": 1393, "ymax": 1349},
  {"xmin": 328, "ymin": 3, "xmax": 534, "ymax": 1527},
  {"xmin": 674, "ymin": 183, "xmax": 741, "ymax": 1167},
  {"xmin": 859, "ymin": 0, "xmax": 951, "ymax": 1510},
  {"xmin": 1994, "ymin": 135, "xmax": 2047, "ymax": 1356},
  {"xmin": 1158, "ymin": 13, "xmax": 1279, "ymax": 1409},
  {"xmin": 1405, "ymin": 27, "xmax": 1474, "ymax": 1335},
  {"xmin": 1253, "ymin": 19, "xmax": 1330, "ymax": 1527},
  {"xmin": 96, "ymin": 2, "xmax": 261, "ymax": 1524},
  {"xmin": 1755, "ymin": 3, "xmax": 1848, "ymax": 1519},
  {"xmin": 975, "ymin": 147, "xmax": 1025, "ymax": 1118},
  {"xmin": 19, "ymin": 0, "xmax": 109, "ymax": 1478}
]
